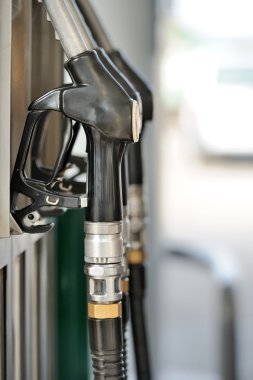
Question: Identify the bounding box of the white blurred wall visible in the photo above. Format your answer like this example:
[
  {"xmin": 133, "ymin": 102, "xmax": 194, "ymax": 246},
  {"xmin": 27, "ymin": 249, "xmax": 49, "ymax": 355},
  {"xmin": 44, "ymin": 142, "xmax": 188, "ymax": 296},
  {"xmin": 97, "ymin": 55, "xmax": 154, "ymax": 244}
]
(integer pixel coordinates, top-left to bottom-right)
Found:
[{"xmin": 156, "ymin": 1, "xmax": 253, "ymax": 379}]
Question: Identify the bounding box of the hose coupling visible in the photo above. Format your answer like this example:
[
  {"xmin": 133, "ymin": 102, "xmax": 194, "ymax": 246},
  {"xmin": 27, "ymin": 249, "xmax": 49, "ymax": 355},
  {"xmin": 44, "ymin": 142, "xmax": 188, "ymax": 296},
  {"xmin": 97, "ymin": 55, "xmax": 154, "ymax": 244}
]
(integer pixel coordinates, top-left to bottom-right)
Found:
[
  {"xmin": 84, "ymin": 221, "xmax": 124, "ymax": 303},
  {"xmin": 85, "ymin": 263, "xmax": 123, "ymax": 303},
  {"xmin": 88, "ymin": 302, "xmax": 122, "ymax": 319},
  {"xmin": 84, "ymin": 221, "xmax": 123, "ymax": 264}
]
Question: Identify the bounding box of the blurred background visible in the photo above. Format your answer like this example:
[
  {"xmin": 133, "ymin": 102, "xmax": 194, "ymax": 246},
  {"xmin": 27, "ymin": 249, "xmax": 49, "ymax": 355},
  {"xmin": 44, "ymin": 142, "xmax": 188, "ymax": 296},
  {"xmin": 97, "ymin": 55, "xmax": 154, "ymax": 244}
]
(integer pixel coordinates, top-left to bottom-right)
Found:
[
  {"xmin": 1, "ymin": 0, "xmax": 253, "ymax": 379},
  {"xmin": 91, "ymin": 1, "xmax": 253, "ymax": 379},
  {"xmin": 154, "ymin": 1, "xmax": 253, "ymax": 379},
  {"xmin": 155, "ymin": 1, "xmax": 253, "ymax": 380}
]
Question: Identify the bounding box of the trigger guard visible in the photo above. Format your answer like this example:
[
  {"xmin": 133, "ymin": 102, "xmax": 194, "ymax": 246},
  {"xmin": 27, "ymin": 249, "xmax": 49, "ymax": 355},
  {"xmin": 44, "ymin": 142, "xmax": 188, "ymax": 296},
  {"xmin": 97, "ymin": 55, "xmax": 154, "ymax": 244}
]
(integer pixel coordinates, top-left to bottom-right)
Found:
[{"xmin": 10, "ymin": 103, "xmax": 87, "ymax": 233}]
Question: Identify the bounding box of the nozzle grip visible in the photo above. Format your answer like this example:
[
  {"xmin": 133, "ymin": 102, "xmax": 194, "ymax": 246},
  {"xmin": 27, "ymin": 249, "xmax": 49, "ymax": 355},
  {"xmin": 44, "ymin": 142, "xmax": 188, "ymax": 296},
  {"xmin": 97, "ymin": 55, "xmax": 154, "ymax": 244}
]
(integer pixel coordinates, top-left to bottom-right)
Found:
[
  {"xmin": 10, "ymin": 110, "xmax": 87, "ymax": 233},
  {"xmin": 85, "ymin": 127, "xmax": 126, "ymax": 222}
]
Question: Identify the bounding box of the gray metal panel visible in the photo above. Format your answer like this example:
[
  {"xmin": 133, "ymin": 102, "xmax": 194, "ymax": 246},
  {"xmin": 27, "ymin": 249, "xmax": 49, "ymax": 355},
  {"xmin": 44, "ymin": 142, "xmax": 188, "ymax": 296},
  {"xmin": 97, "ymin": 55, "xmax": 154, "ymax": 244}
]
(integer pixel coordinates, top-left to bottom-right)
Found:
[
  {"xmin": 39, "ymin": 238, "xmax": 49, "ymax": 380},
  {"xmin": 24, "ymin": 243, "xmax": 33, "ymax": 380},
  {"xmin": 11, "ymin": 235, "xmax": 40, "ymax": 380},
  {"xmin": 0, "ymin": 0, "xmax": 11, "ymax": 237},
  {"xmin": 31, "ymin": 241, "xmax": 40, "ymax": 380},
  {"xmin": 4, "ymin": 239, "xmax": 13, "ymax": 380},
  {"xmin": 0, "ymin": 1, "xmax": 63, "ymax": 380},
  {"xmin": 11, "ymin": 0, "xmax": 32, "ymax": 173},
  {"xmin": 0, "ymin": 267, "xmax": 6, "ymax": 380},
  {"xmin": 11, "ymin": 232, "xmax": 56, "ymax": 380},
  {"xmin": 42, "ymin": 230, "xmax": 56, "ymax": 380},
  {"xmin": 0, "ymin": 238, "xmax": 11, "ymax": 380},
  {"xmin": 0, "ymin": 239, "xmax": 10, "ymax": 269},
  {"xmin": 13, "ymin": 252, "xmax": 25, "ymax": 380}
]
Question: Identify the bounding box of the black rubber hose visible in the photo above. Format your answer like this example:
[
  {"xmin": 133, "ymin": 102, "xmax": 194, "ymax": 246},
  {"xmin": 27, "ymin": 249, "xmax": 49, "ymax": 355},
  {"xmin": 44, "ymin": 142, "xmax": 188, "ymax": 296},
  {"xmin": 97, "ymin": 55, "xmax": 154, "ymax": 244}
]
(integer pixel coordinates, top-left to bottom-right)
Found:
[
  {"xmin": 122, "ymin": 292, "xmax": 130, "ymax": 378},
  {"xmin": 121, "ymin": 152, "xmax": 129, "ymax": 207},
  {"xmin": 129, "ymin": 264, "xmax": 152, "ymax": 380},
  {"xmin": 121, "ymin": 151, "xmax": 129, "ymax": 378},
  {"xmin": 127, "ymin": 141, "xmax": 143, "ymax": 185},
  {"xmin": 88, "ymin": 317, "xmax": 125, "ymax": 379}
]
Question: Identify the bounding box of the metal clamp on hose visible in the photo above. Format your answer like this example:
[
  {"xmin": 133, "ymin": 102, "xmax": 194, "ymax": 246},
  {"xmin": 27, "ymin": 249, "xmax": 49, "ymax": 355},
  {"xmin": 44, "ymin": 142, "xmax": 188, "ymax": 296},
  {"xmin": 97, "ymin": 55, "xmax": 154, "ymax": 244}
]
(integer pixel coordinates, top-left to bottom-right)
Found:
[
  {"xmin": 85, "ymin": 222, "xmax": 123, "ymax": 265},
  {"xmin": 85, "ymin": 222, "xmax": 124, "ymax": 304}
]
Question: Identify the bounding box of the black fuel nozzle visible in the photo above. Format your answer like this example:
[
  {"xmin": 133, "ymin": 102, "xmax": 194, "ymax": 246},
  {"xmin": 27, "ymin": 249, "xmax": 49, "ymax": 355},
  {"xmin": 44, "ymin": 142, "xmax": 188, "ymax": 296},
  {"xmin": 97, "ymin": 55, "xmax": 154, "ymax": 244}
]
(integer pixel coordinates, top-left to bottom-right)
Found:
[
  {"xmin": 76, "ymin": 0, "xmax": 153, "ymax": 186},
  {"xmin": 64, "ymin": 50, "xmax": 141, "ymax": 222},
  {"xmin": 10, "ymin": 49, "xmax": 140, "ymax": 234},
  {"xmin": 10, "ymin": 107, "xmax": 88, "ymax": 234},
  {"xmin": 107, "ymin": 50, "xmax": 153, "ymax": 186},
  {"xmin": 75, "ymin": 3, "xmax": 153, "ymax": 379},
  {"xmin": 76, "ymin": 0, "xmax": 153, "ymax": 124},
  {"xmin": 65, "ymin": 50, "xmax": 141, "ymax": 380},
  {"xmin": 28, "ymin": 48, "xmax": 141, "ymax": 221}
]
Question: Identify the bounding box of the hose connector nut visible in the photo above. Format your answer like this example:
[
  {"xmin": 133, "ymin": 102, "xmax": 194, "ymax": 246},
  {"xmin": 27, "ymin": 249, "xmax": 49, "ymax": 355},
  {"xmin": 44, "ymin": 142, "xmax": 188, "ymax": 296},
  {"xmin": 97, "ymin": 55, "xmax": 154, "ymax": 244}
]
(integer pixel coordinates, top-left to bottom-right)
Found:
[
  {"xmin": 88, "ymin": 302, "xmax": 122, "ymax": 319},
  {"xmin": 84, "ymin": 222, "xmax": 123, "ymax": 264},
  {"xmin": 85, "ymin": 263, "xmax": 124, "ymax": 303}
]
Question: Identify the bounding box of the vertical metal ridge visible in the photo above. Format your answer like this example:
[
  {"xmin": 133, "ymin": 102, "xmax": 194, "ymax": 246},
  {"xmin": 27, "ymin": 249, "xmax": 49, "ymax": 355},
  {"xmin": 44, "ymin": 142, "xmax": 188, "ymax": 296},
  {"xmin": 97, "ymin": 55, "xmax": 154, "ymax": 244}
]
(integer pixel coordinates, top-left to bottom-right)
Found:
[{"xmin": 0, "ymin": 0, "xmax": 11, "ymax": 237}]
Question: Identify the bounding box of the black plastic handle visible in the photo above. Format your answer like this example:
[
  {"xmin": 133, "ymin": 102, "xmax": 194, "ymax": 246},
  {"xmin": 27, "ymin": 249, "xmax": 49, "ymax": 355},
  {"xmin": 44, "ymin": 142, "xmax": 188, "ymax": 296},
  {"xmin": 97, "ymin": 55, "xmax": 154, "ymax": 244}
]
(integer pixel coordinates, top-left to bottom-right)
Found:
[
  {"xmin": 64, "ymin": 50, "xmax": 138, "ymax": 222},
  {"xmin": 85, "ymin": 127, "xmax": 125, "ymax": 222},
  {"xmin": 10, "ymin": 110, "xmax": 87, "ymax": 233},
  {"xmin": 129, "ymin": 263, "xmax": 152, "ymax": 380},
  {"xmin": 65, "ymin": 50, "xmax": 136, "ymax": 142}
]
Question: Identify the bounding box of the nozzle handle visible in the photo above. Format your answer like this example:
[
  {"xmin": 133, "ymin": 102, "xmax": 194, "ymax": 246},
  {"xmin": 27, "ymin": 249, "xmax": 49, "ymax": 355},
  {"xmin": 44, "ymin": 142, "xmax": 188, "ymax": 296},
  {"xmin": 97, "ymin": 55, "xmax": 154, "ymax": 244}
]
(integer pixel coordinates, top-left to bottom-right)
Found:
[{"xmin": 10, "ymin": 110, "xmax": 87, "ymax": 233}]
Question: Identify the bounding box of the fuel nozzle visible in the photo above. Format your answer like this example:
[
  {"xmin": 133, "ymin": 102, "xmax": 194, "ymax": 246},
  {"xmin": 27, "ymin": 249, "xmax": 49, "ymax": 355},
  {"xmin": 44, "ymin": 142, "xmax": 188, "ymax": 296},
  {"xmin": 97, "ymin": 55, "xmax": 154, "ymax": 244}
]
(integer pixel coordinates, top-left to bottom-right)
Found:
[
  {"xmin": 65, "ymin": 50, "xmax": 141, "ymax": 379},
  {"xmin": 11, "ymin": 46, "xmax": 141, "ymax": 378},
  {"xmin": 75, "ymin": 2, "xmax": 153, "ymax": 379}
]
